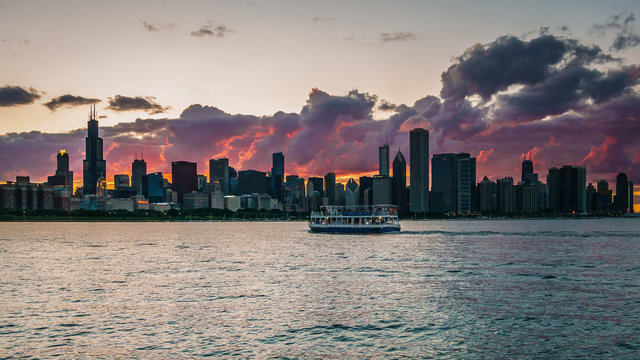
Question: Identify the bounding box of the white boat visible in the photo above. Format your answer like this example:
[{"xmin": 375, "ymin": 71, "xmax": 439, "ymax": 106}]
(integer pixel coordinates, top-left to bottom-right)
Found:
[{"xmin": 309, "ymin": 205, "xmax": 401, "ymax": 233}]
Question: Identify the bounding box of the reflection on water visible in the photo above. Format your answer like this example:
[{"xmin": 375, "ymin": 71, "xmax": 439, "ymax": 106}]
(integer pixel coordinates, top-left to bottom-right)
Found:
[{"xmin": 0, "ymin": 219, "xmax": 639, "ymax": 357}]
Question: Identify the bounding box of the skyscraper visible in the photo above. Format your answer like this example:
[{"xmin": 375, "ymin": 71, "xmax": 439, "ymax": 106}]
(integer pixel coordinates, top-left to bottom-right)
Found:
[
  {"xmin": 83, "ymin": 105, "xmax": 106, "ymax": 195},
  {"xmin": 410, "ymin": 128, "xmax": 429, "ymax": 213},
  {"xmin": 431, "ymin": 153, "xmax": 475, "ymax": 214},
  {"xmin": 113, "ymin": 174, "xmax": 130, "ymax": 189},
  {"xmin": 431, "ymin": 153, "xmax": 456, "ymax": 213},
  {"xmin": 477, "ymin": 176, "xmax": 496, "ymax": 213},
  {"xmin": 324, "ymin": 172, "xmax": 336, "ymax": 205},
  {"xmin": 345, "ymin": 178, "xmax": 359, "ymax": 206},
  {"xmin": 271, "ymin": 152, "xmax": 284, "ymax": 200},
  {"xmin": 457, "ymin": 154, "xmax": 476, "ymax": 213},
  {"xmin": 209, "ymin": 158, "xmax": 230, "ymax": 195},
  {"xmin": 171, "ymin": 161, "xmax": 197, "ymax": 203},
  {"xmin": 615, "ymin": 173, "xmax": 629, "ymax": 213},
  {"xmin": 392, "ymin": 150, "xmax": 407, "ymax": 213},
  {"xmin": 307, "ymin": 177, "xmax": 324, "ymax": 197},
  {"xmin": 358, "ymin": 176, "xmax": 373, "ymax": 205},
  {"xmin": 522, "ymin": 158, "xmax": 534, "ymax": 184},
  {"xmin": 549, "ymin": 165, "xmax": 586, "ymax": 214},
  {"xmin": 238, "ymin": 170, "xmax": 269, "ymax": 195},
  {"xmin": 146, "ymin": 172, "xmax": 165, "ymax": 203},
  {"xmin": 131, "ymin": 157, "xmax": 147, "ymax": 195},
  {"xmin": 47, "ymin": 150, "xmax": 73, "ymax": 187},
  {"xmin": 496, "ymin": 177, "xmax": 514, "ymax": 214},
  {"xmin": 379, "ymin": 143, "xmax": 389, "ymax": 177}
]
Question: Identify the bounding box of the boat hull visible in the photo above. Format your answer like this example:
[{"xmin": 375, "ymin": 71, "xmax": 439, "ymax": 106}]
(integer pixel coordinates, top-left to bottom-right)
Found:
[{"xmin": 309, "ymin": 225, "xmax": 400, "ymax": 233}]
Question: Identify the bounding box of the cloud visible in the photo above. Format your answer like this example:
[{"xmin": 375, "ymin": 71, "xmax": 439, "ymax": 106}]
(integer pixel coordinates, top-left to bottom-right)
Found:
[
  {"xmin": 1, "ymin": 30, "xmax": 639, "ymax": 185},
  {"xmin": 44, "ymin": 94, "xmax": 100, "ymax": 111},
  {"xmin": 190, "ymin": 22, "xmax": 235, "ymax": 38},
  {"xmin": 106, "ymin": 95, "xmax": 170, "ymax": 115},
  {"xmin": 379, "ymin": 32, "xmax": 418, "ymax": 42},
  {"xmin": 0, "ymin": 86, "xmax": 41, "ymax": 107},
  {"xmin": 142, "ymin": 21, "xmax": 176, "ymax": 32},
  {"xmin": 377, "ymin": 99, "xmax": 397, "ymax": 111},
  {"xmin": 592, "ymin": 12, "xmax": 640, "ymax": 51}
]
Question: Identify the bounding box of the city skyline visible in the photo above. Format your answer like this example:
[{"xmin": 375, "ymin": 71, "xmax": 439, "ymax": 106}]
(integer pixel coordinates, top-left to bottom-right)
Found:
[{"xmin": 1, "ymin": 1, "xmax": 640, "ymax": 196}]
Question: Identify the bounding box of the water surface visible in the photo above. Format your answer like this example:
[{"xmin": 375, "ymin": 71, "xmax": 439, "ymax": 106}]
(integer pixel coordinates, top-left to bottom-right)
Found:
[{"xmin": 1, "ymin": 219, "xmax": 639, "ymax": 358}]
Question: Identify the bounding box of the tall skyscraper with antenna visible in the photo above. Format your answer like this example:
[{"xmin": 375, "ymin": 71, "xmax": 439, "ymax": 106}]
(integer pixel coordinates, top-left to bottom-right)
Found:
[{"xmin": 82, "ymin": 105, "xmax": 106, "ymax": 195}]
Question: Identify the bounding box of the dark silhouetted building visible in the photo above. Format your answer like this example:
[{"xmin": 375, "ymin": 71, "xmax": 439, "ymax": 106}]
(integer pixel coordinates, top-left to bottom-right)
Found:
[
  {"xmin": 47, "ymin": 150, "xmax": 74, "ymax": 187},
  {"xmin": 629, "ymin": 181, "xmax": 634, "ymax": 213},
  {"xmin": 114, "ymin": 174, "xmax": 130, "ymax": 189},
  {"xmin": 210, "ymin": 158, "xmax": 230, "ymax": 195},
  {"xmin": 410, "ymin": 128, "xmax": 429, "ymax": 213},
  {"xmin": 324, "ymin": 172, "xmax": 336, "ymax": 205},
  {"xmin": 522, "ymin": 158, "xmax": 534, "ymax": 184},
  {"xmin": 271, "ymin": 152, "xmax": 284, "ymax": 200},
  {"xmin": 477, "ymin": 176, "xmax": 496, "ymax": 213},
  {"xmin": 379, "ymin": 143, "xmax": 389, "ymax": 177},
  {"xmin": 238, "ymin": 170, "xmax": 269, "ymax": 195},
  {"xmin": 147, "ymin": 172, "xmax": 165, "ymax": 203},
  {"xmin": 373, "ymin": 175, "xmax": 392, "ymax": 205},
  {"xmin": 197, "ymin": 175, "xmax": 207, "ymax": 191},
  {"xmin": 307, "ymin": 177, "xmax": 324, "ymax": 197},
  {"xmin": 172, "ymin": 161, "xmax": 197, "ymax": 203},
  {"xmin": 431, "ymin": 153, "xmax": 476, "ymax": 214},
  {"xmin": 496, "ymin": 177, "xmax": 514, "ymax": 214},
  {"xmin": 358, "ymin": 176, "xmax": 372, "ymax": 205},
  {"xmin": 548, "ymin": 165, "xmax": 586, "ymax": 213},
  {"xmin": 431, "ymin": 153, "xmax": 456, "ymax": 213},
  {"xmin": 345, "ymin": 178, "xmax": 359, "ymax": 206},
  {"xmin": 614, "ymin": 173, "xmax": 629, "ymax": 213},
  {"xmin": 83, "ymin": 105, "xmax": 106, "ymax": 195},
  {"xmin": 131, "ymin": 157, "xmax": 147, "ymax": 195},
  {"xmin": 392, "ymin": 150, "xmax": 407, "ymax": 213}
]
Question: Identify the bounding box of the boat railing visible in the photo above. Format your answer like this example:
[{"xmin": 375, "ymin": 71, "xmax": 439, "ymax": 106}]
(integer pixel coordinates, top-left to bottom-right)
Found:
[{"xmin": 311, "ymin": 204, "xmax": 398, "ymax": 217}]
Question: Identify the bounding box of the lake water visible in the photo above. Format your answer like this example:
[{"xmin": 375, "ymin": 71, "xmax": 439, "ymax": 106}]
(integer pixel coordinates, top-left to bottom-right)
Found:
[{"xmin": 1, "ymin": 219, "xmax": 639, "ymax": 358}]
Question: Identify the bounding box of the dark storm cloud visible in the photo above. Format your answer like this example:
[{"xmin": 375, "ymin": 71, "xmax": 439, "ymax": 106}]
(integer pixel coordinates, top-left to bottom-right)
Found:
[
  {"xmin": 379, "ymin": 32, "xmax": 418, "ymax": 42},
  {"xmin": 106, "ymin": 95, "xmax": 170, "ymax": 114},
  {"xmin": 0, "ymin": 86, "xmax": 41, "ymax": 107},
  {"xmin": 190, "ymin": 22, "xmax": 234, "ymax": 38},
  {"xmin": 592, "ymin": 12, "xmax": 640, "ymax": 51},
  {"xmin": 377, "ymin": 100, "xmax": 397, "ymax": 111},
  {"xmin": 44, "ymin": 94, "xmax": 100, "ymax": 111}
]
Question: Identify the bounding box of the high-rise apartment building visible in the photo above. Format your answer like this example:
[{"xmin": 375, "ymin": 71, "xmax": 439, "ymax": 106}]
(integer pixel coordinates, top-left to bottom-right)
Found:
[{"xmin": 409, "ymin": 128, "xmax": 429, "ymax": 213}]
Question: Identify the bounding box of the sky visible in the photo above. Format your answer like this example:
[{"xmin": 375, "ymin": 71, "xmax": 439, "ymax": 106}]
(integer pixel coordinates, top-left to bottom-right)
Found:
[{"xmin": 1, "ymin": 0, "xmax": 639, "ymax": 206}]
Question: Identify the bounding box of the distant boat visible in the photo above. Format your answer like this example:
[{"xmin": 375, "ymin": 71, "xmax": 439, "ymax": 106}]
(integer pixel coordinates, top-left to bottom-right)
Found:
[{"xmin": 309, "ymin": 205, "xmax": 401, "ymax": 233}]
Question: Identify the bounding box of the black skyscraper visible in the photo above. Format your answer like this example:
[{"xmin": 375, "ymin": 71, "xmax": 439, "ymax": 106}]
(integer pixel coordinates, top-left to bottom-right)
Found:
[
  {"xmin": 307, "ymin": 177, "xmax": 323, "ymax": 197},
  {"xmin": 131, "ymin": 157, "xmax": 147, "ymax": 195},
  {"xmin": 83, "ymin": 105, "xmax": 106, "ymax": 195},
  {"xmin": 48, "ymin": 150, "xmax": 74, "ymax": 187},
  {"xmin": 324, "ymin": 172, "xmax": 336, "ymax": 205},
  {"xmin": 359, "ymin": 176, "xmax": 373, "ymax": 205},
  {"xmin": 392, "ymin": 150, "xmax": 407, "ymax": 213},
  {"xmin": 210, "ymin": 158, "xmax": 230, "ymax": 194},
  {"xmin": 238, "ymin": 170, "xmax": 269, "ymax": 195},
  {"xmin": 410, "ymin": 128, "xmax": 429, "ymax": 213},
  {"xmin": 171, "ymin": 161, "xmax": 197, "ymax": 203},
  {"xmin": 271, "ymin": 152, "xmax": 284, "ymax": 200},
  {"xmin": 615, "ymin": 173, "xmax": 629, "ymax": 213},
  {"xmin": 521, "ymin": 158, "xmax": 534, "ymax": 184}
]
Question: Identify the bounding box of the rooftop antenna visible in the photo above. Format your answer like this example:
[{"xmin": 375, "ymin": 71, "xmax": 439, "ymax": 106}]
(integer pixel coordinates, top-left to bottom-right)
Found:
[{"xmin": 141, "ymin": 152, "xmax": 143, "ymax": 160}]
